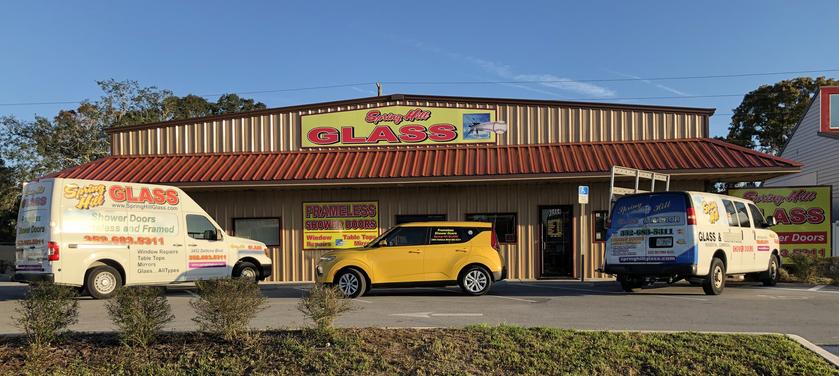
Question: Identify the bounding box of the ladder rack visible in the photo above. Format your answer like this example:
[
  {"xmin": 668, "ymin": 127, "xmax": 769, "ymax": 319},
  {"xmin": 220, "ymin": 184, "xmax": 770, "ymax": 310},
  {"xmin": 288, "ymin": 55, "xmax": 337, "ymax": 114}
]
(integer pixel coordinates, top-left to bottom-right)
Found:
[{"xmin": 607, "ymin": 166, "xmax": 671, "ymax": 217}]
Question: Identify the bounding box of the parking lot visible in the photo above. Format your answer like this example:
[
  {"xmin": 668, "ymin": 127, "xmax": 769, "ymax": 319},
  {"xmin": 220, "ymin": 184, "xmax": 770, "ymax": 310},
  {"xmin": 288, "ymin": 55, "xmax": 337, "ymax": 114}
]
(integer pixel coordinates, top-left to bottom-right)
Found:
[{"xmin": 0, "ymin": 280, "xmax": 837, "ymax": 352}]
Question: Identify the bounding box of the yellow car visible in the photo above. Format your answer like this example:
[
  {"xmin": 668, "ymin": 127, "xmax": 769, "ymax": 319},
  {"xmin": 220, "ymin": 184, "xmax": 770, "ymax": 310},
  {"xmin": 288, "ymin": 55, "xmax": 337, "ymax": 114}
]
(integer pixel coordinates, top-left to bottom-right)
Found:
[{"xmin": 316, "ymin": 222, "xmax": 506, "ymax": 298}]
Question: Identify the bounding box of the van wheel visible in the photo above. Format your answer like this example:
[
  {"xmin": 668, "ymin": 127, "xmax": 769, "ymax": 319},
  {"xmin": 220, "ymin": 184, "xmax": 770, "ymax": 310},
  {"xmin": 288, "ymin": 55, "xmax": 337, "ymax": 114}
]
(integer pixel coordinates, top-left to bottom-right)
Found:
[
  {"xmin": 335, "ymin": 268, "xmax": 366, "ymax": 298},
  {"xmin": 85, "ymin": 265, "xmax": 122, "ymax": 299},
  {"xmin": 233, "ymin": 261, "xmax": 260, "ymax": 282},
  {"xmin": 459, "ymin": 266, "xmax": 493, "ymax": 296},
  {"xmin": 619, "ymin": 279, "xmax": 641, "ymax": 292},
  {"xmin": 762, "ymin": 255, "xmax": 780, "ymax": 287},
  {"xmin": 703, "ymin": 258, "xmax": 726, "ymax": 295}
]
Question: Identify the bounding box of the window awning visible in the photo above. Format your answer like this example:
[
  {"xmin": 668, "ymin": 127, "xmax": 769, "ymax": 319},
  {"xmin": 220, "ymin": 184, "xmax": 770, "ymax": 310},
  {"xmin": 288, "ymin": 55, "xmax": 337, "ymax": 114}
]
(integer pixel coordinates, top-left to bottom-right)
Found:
[{"xmin": 47, "ymin": 138, "xmax": 801, "ymax": 188}]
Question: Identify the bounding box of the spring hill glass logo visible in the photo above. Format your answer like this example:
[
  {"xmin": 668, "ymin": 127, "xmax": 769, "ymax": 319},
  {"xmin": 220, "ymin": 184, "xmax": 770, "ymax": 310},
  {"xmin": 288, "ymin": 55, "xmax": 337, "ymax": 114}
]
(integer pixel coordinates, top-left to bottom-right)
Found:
[{"xmin": 64, "ymin": 184, "xmax": 107, "ymax": 210}]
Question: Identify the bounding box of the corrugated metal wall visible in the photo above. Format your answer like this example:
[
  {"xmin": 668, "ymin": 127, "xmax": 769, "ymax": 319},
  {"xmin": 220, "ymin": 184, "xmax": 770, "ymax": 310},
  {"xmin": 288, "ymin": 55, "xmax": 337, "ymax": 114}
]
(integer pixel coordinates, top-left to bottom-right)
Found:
[
  {"xmin": 110, "ymin": 99, "xmax": 709, "ymax": 155},
  {"xmin": 188, "ymin": 180, "xmax": 703, "ymax": 282}
]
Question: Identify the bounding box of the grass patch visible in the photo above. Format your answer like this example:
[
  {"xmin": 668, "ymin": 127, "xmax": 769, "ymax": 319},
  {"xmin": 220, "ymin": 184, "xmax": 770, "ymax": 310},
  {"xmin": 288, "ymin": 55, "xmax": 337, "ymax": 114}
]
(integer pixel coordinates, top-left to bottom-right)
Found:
[{"xmin": 0, "ymin": 326, "xmax": 834, "ymax": 375}]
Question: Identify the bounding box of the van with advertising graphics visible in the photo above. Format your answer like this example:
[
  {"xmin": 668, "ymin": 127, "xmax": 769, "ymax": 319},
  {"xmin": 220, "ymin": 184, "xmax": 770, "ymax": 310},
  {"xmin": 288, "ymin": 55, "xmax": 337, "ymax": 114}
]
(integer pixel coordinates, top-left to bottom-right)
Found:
[
  {"xmin": 603, "ymin": 191, "xmax": 781, "ymax": 295},
  {"xmin": 13, "ymin": 178, "xmax": 273, "ymax": 299}
]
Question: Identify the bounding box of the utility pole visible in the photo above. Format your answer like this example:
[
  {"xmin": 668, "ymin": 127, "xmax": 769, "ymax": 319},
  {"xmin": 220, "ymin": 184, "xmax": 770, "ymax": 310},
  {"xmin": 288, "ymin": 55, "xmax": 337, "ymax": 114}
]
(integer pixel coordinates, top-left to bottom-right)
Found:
[{"xmin": 376, "ymin": 82, "xmax": 382, "ymax": 96}]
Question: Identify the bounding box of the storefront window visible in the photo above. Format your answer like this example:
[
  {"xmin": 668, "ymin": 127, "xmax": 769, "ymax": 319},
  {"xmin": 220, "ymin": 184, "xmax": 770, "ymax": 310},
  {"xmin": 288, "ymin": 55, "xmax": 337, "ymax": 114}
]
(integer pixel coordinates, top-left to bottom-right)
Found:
[
  {"xmin": 465, "ymin": 213, "xmax": 517, "ymax": 243},
  {"xmin": 233, "ymin": 218, "xmax": 280, "ymax": 246},
  {"xmin": 592, "ymin": 211, "xmax": 608, "ymax": 242},
  {"xmin": 395, "ymin": 214, "xmax": 447, "ymax": 225}
]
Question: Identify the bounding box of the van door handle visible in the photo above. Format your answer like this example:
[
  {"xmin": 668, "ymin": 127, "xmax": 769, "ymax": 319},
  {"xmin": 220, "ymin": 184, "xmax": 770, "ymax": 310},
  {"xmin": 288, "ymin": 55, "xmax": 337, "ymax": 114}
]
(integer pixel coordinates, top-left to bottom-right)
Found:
[
  {"xmin": 187, "ymin": 244, "xmax": 197, "ymax": 247},
  {"xmin": 172, "ymin": 244, "xmax": 183, "ymax": 247}
]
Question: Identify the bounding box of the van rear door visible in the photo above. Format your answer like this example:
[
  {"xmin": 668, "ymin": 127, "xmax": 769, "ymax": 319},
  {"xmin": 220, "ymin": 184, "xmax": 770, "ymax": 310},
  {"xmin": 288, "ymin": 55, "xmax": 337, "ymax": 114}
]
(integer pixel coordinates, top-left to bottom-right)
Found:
[
  {"xmin": 15, "ymin": 181, "xmax": 55, "ymax": 277},
  {"xmin": 607, "ymin": 192, "xmax": 690, "ymax": 266}
]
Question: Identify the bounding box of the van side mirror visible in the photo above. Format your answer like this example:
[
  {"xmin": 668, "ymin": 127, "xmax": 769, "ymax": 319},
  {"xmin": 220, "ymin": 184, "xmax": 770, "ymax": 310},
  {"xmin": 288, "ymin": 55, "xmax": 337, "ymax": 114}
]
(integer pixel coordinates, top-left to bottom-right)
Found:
[
  {"xmin": 764, "ymin": 216, "xmax": 777, "ymax": 228},
  {"xmin": 203, "ymin": 229, "xmax": 219, "ymax": 241}
]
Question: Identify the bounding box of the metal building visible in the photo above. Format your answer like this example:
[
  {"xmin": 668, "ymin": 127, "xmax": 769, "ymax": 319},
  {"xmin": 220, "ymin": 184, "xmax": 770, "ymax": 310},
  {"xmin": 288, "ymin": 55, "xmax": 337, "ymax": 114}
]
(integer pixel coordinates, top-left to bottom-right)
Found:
[{"xmin": 51, "ymin": 94, "xmax": 802, "ymax": 281}]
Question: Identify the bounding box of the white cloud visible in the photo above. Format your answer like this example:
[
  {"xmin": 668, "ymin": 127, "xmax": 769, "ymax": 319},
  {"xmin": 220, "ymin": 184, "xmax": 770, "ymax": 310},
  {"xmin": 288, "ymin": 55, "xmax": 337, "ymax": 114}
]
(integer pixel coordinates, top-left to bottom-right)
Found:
[
  {"xmin": 607, "ymin": 70, "xmax": 689, "ymax": 96},
  {"xmin": 403, "ymin": 38, "xmax": 616, "ymax": 98}
]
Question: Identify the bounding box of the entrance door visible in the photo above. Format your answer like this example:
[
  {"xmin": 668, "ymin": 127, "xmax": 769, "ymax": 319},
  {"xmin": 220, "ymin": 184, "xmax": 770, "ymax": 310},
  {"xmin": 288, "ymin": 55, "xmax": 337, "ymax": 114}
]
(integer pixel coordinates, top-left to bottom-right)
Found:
[{"xmin": 540, "ymin": 206, "xmax": 574, "ymax": 277}]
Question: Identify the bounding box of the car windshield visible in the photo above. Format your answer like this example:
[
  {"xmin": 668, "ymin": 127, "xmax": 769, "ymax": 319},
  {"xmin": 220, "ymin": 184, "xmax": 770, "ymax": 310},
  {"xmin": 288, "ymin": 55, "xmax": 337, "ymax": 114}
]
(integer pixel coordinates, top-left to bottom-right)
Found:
[{"xmin": 363, "ymin": 227, "xmax": 395, "ymax": 248}]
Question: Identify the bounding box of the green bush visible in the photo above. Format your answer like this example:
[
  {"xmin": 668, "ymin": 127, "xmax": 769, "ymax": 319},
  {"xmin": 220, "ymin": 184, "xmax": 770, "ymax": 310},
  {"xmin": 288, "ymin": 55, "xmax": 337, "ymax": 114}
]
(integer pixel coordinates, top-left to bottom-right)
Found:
[
  {"xmin": 106, "ymin": 286, "xmax": 174, "ymax": 348},
  {"xmin": 190, "ymin": 278, "xmax": 267, "ymax": 341},
  {"xmin": 298, "ymin": 283, "xmax": 354, "ymax": 332},
  {"xmin": 788, "ymin": 255, "xmax": 839, "ymax": 285},
  {"xmin": 14, "ymin": 282, "xmax": 78, "ymax": 348}
]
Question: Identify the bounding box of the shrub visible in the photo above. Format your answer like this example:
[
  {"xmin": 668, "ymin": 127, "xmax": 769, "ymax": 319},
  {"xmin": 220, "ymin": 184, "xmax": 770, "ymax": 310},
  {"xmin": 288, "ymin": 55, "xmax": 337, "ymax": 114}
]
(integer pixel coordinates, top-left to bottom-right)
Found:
[
  {"xmin": 105, "ymin": 286, "xmax": 174, "ymax": 348},
  {"xmin": 14, "ymin": 282, "xmax": 78, "ymax": 348},
  {"xmin": 789, "ymin": 254, "xmax": 821, "ymax": 283},
  {"xmin": 298, "ymin": 283, "xmax": 354, "ymax": 333},
  {"xmin": 190, "ymin": 278, "xmax": 267, "ymax": 341}
]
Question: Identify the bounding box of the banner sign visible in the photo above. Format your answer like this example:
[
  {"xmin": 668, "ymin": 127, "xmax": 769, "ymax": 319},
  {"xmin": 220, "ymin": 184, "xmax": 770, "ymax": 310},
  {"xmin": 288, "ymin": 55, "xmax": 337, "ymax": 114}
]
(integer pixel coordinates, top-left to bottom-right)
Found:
[
  {"xmin": 301, "ymin": 106, "xmax": 501, "ymax": 147},
  {"xmin": 303, "ymin": 201, "xmax": 379, "ymax": 249},
  {"xmin": 728, "ymin": 186, "xmax": 832, "ymax": 260}
]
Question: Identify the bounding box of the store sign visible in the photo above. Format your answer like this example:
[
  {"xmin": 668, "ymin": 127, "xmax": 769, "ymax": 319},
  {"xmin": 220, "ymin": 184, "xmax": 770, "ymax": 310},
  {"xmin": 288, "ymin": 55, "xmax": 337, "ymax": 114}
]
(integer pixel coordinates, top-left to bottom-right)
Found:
[
  {"xmin": 300, "ymin": 106, "xmax": 502, "ymax": 147},
  {"xmin": 728, "ymin": 186, "xmax": 832, "ymax": 260},
  {"xmin": 302, "ymin": 201, "xmax": 379, "ymax": 249}
]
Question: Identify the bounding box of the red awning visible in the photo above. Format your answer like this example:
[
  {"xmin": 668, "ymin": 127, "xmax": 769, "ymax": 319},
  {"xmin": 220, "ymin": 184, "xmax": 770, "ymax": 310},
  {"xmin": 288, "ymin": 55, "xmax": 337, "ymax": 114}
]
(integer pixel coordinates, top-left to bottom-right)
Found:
[{"xmin": 47, "ymin": 138, "xmax": 800, "ymax": 187}]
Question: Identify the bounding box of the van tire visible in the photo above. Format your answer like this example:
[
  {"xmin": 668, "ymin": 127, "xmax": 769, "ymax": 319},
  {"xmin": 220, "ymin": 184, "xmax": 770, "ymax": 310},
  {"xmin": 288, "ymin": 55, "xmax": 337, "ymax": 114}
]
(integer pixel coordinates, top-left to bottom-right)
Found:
[
  {"xmin": 703, "ymin": 258, "xmax": 726, "ymax": 295},
  {"xmin": 620, "ymin": 279, "xmax": 641, "ymax": 292},
  {"xmin": 459, "ymin": 265, "xmax": 493, "ymax": 296},
  {"xmin": 233, "ymin": 261, "xmax": 260, "ymax": 282},
  {"xmin": 335, "ymin": 268, "xmax": 366, "ymax": 298},
  {"xmin": 762, "ymin": 255, "xmax": 780, "ymax": 287},
  {"xmin": 85, "ymin": 265, "xmax": 123, "ymax": 299}
]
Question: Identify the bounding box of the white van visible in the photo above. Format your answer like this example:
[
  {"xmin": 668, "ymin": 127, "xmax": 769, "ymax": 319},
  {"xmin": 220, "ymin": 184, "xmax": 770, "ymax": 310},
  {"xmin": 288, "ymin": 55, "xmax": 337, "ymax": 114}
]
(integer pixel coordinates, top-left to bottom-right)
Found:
[
  {"xmin": 604, "ymin": 191, "xmax": 780, "ymax": 295},
  {"xmin": 13, "ymin": 178, "xmax": 273, "ymax": 299}
]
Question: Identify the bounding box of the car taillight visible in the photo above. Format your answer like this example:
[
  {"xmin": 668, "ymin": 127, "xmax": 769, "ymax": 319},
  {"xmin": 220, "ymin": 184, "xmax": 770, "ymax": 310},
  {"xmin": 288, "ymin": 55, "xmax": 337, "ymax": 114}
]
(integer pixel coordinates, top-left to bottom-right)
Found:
[
  {"xmin": 47, "ymin": 241, "xmax": 59, "ymax": 261},
  {"xmin": 686, "ymin": 206, "xmax": 696, "ymax": 225},
  {"xmin": 490, "ymin": 228, "xmax": 499, "ymax": 251}
]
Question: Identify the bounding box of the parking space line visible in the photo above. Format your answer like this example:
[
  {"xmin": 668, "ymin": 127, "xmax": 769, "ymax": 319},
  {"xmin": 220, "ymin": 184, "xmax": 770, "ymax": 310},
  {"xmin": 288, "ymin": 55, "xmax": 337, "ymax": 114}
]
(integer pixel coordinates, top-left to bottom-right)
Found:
[
  {"xmin": 773, "ymin": 287, "xmax": 839, "ymax": 294},
  {"xmin": 488, "ymin": 295, "xmax": 538, "ymax": 303},
  {"xmin": 185, "ymin": 290, "xmax": 199, "ymax": 298},
  {"xmin": 517, "ymin": 283, "xmax": 708, "ymax": 301},
  {"xmin": 808, "ymin": 285, "xmax": 826, "ymax": 291}
]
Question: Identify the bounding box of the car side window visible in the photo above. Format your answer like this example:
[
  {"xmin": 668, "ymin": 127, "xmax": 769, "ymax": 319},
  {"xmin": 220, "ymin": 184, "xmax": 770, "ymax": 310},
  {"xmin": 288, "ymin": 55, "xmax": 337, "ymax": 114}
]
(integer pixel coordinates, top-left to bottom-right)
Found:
[
  {"xmin": 734, "ymin": 201, "xmax": 752, "ymax": 228},
  {"xmin": 722, "ymin": 200, "xmax": 739, "ymax": 227},
  {"xmin": 749, "ymin": 204, "xmax": 766, "ymax": 228},
  {"xmin": 381, "ymin": 227, "xmax": 428, "ymax": 246},
  {"xmin": 187, "ymin": 214, "xmax": 218, "ymax": 240},
  {"xmin": 429, "ymin": 227, "xmax": 482, "ymax": 244}
]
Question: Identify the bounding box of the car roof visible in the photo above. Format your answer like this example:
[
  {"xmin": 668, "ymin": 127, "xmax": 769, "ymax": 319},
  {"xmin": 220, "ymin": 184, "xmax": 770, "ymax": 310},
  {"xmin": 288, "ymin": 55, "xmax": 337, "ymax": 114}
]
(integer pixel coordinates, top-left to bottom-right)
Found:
[{"xmin": 398, "ymin": 221, "xmax": 492, "ymax": 228}]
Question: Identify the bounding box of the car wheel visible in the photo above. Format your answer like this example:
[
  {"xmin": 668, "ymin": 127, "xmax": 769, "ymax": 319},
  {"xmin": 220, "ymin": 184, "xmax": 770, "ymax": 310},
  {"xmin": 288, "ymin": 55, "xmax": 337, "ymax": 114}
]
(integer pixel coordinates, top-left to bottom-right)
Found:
[
  {"xmin": 762, "ymin": 255, "xmax": 780, "ymax": 287},
  {"xmin": 233, "ymin": 261, "xmax": 260, "ymax": 282},
  {"xmin": 703, "ymin": 257, "xmax": 726, "ymax": 295},
  {"xmin": 85, "ymin": 265, "xmax": 122, "ymax": 299},
  {"xmin": 459, "ymin": 266, "xmax": 492, "ymax": 296},
  {"xmin": 335, "ymin": 269, "xmax": 366, "ymax": 298}
]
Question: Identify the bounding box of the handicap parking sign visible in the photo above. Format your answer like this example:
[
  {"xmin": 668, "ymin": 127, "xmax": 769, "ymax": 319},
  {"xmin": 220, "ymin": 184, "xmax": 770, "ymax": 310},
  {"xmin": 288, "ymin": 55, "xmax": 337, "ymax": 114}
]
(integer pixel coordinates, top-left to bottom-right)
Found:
[{"xmin": 578, "ymin": 185, "xmax": 589, "ymax": 204}]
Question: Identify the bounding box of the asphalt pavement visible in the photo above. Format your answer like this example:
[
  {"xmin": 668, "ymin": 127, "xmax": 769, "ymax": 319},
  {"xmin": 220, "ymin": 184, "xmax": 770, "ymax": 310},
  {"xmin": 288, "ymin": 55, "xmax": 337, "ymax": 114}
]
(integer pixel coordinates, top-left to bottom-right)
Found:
[{"xmin": 0, "ymin": 280, "xmax": 837, "ymax": 354}]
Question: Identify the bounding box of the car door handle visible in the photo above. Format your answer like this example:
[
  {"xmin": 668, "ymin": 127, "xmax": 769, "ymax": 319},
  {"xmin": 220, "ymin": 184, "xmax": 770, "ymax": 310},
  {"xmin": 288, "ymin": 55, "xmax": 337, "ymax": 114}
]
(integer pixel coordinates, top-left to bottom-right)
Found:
[
  {"xmin": 408, "ymin": 250, "xmax": 421, "ymax": 254},
  {"xmin": 455, "ymin": 249, "xmax": 468, "ymax": 253}
]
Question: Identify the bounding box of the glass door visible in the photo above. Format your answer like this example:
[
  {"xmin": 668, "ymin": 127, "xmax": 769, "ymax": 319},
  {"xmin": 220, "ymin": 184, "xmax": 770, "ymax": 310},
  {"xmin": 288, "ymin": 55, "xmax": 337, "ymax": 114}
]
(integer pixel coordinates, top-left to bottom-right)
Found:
[{"xmin": 540, "ymin": 206, "xmax": 573, "ymax": 277}]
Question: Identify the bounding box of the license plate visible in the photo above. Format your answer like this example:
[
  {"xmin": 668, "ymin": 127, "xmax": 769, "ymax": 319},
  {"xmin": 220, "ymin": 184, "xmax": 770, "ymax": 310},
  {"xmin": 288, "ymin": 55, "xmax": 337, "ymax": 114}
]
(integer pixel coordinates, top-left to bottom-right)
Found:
[
  {"xmin": 23, "ymin": 249, "xmax": 43, "ymax": 261},
  {"xmin": 650, "ymin": 236, "xmax": 673, "ymax": 248}
]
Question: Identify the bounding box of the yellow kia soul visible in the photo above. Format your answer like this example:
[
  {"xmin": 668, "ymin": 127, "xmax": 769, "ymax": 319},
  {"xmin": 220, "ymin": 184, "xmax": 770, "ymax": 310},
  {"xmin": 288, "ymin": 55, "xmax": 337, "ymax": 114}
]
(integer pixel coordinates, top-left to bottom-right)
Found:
[{"xmin": 316, "ymin": 222, "xmax": 506, "ymax": 298}]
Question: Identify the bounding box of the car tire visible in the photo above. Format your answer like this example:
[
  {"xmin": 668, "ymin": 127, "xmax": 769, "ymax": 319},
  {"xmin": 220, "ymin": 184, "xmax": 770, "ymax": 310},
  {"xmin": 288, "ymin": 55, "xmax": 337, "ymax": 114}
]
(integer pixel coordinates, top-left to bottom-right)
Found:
[
  {"xmin": 459, "ymin": 265, "xmax": 493, "ymax": 296},
  {"xmin": 762, "ymin": 255, "xmax": 780, "ymax": 287},
  {"xmin": 703, "ymin": 257, "xmax": 726, "ymax": 295},
  {"xmin": 233, "ymin": 261, "xmax": 260, "ymax": 282},
  {"xmin": 335, "ymin": 268, "xmax": 366, "ymax": 298},
  {"xmin": 85, "ymin": 265, "xmax": 123, "ymax": 299}
]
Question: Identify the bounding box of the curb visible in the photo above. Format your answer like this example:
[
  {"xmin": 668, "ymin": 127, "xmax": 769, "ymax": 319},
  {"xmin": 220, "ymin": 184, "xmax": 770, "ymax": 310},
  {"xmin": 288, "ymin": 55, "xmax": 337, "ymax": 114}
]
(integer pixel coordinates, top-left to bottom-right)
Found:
[{"xmin": 786, "ymin": 334, "xmax": 839, "ymax": 368}]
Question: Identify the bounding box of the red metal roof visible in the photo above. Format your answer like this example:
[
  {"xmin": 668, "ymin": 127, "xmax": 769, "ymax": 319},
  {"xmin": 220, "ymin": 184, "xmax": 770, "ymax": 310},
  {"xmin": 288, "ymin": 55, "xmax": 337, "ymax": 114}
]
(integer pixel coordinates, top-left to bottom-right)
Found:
[{"xmin": 48, "ymin": 138, "xmax": 800, "ymax": 186}]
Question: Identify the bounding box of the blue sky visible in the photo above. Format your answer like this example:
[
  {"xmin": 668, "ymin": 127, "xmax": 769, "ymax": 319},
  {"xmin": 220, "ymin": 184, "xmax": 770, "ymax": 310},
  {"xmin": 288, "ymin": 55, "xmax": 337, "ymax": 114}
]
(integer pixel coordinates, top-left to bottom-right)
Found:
[{"xmin": 2, "ymin": 1, "xmax": 838, "ymax": 137}]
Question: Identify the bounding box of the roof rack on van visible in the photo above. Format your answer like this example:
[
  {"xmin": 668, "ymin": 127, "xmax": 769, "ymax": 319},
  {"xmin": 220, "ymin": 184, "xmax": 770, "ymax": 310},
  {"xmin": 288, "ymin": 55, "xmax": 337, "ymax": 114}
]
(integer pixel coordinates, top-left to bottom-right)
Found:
[{"xmin": 607, "ymin": 166, "xmax": 671, "ymax": 217}]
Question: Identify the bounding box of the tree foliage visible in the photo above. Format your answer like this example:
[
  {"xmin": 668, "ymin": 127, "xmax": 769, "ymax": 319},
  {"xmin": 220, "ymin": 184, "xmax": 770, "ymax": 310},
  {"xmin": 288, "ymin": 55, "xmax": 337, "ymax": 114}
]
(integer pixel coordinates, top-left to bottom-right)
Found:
[
  {"xmin": 0, "ymin": 79, "xmax": 266, "ymax": 241},
  {"xmin": 726, "ymin": 76, "xmax": 839, "ymax": 155}
]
